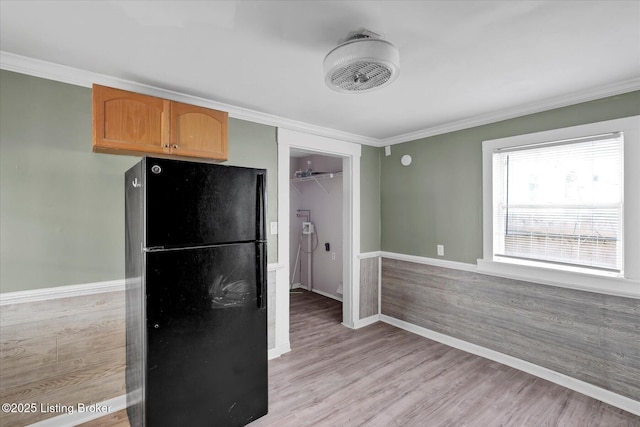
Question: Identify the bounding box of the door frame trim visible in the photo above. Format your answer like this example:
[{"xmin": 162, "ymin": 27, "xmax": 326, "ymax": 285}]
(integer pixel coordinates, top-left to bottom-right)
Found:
[{"xmin": 277, "ymin": 129, "xmax": 361, "ymax": 344}]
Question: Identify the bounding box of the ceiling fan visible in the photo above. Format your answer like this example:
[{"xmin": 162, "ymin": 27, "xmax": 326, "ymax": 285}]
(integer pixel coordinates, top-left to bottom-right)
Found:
[{"xmin": 323, "ymin": 29, "xmax": 400, "ymax": 93}]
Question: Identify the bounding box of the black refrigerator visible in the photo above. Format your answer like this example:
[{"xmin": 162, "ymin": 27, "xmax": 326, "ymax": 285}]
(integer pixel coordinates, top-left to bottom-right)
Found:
[{"xmin": 125, "ymin": 157, "xmax": 268, "ymax": 426}]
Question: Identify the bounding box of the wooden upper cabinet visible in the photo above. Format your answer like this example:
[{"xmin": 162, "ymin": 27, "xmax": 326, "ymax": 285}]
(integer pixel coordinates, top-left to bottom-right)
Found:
[
  {"xmin": 93, "ymin": 84, "xmax": 169, "ymax": 155},
  {"xmin": 92, "ymin": 84, "xmax": 228, "ymax": 161},
  {"xmin": 170, "ymin": 101, "xmax": 228, "ymax": 160}
]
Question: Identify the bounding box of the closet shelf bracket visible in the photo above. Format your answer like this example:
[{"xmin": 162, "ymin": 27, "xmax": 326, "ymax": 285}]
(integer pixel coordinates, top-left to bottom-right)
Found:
[
  {"xmin": 289, "ymin": 182, "xmax": 302, "ymax": 196},
  {"xmin": 290, "ymin": 172, "xmax": 342, "ymax": 195}
]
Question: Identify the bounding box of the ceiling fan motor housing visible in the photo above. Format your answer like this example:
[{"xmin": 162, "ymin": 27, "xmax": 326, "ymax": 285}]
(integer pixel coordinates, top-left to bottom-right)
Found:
[{"xmin": 323, "ymin": 36, "xmax": 400, "ymax": 93}]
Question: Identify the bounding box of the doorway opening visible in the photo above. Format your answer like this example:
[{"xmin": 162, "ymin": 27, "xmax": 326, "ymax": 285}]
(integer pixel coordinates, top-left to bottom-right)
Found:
[
  {"xmin": 289, "ymin": 151, "xmax": 344, "ymax": 303},
  {"xmin": 275, "ymin": 128, "xmax": 361, "ymax": 357}
]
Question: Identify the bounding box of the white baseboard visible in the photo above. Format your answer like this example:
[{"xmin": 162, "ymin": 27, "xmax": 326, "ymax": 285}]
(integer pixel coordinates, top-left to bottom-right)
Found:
[
  {"xmin": 310, "ymin": 288, "xmax": 343, "ymax": 302},
  {"xmin": 0, "ymin": 280, "xmax": 125, "ymax": 306},
  {"xmin": 380, "ymin": 314, "xmax": 640, "ymax": 416},
  {"xmin": 268, "ymin": 343, "xmax": 292, "ymax": 360},
  {"xmin": 28, "ymin": 395, "xmax": 127, "ymax": 427},
  {"xmin": 354, "ymin": 314, "xmax": 380, "ymax": 329},
  {"xmin": 291, "ymin": 283, "xmax": 344, "ymax": 303}
]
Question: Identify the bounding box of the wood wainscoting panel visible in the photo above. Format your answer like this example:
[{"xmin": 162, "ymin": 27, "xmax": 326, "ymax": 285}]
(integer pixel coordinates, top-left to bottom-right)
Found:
[
  {"xmin": 0, "ymin": 290, "xmax": 126, "ymax": 426},
  {"xmin": 380, "ymin": 258, "xmax": 640, "ymax": 402},
  {"xmin": 359, "ymin": 257, "xmax": 379, "ymax": 319}
]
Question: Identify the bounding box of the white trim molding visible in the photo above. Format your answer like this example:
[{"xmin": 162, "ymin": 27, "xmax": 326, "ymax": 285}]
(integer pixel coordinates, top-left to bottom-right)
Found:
[
  {"xmin": 268, "ymin": 344, "xmax": 291, "ymax": 360},
  {"xmin": 380, "ymin": 314, "xmax": 640, "ymax": 416},
  {"xmin": 380, "ymin": 251, "xmax": 477, "ymax": 273},
  {"xmin": 3, "ymin": 51, "xmax": 639, "ymax": 147},
  {"xmin": 277, "ymin": 128, "xmax": 361, "ymax": 331},
  {"xmin": 0, "ymin": 280, "xmax": 125, "ymax": 306},
  {"xmin": 358, "ymin": 251, "xmax": 382, "ymax": 259},
  {"xmin": 477, "ymin": 259, "xmax": 640, "ymax": 300},
  {"xmin": 353, "ymin": 314, "xmax": 380, "ymax": 329},
  {"xmin": 382, "ymin": 77, "xmax": 640, "ymax": 146},
  {"xmin": 310, "ymin": 288, "xmax": 343, "ymax": 303}
]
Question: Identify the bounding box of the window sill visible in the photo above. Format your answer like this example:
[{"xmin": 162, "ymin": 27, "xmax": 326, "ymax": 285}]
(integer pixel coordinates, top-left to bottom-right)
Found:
[{"xmin": 476, "ymin": 259, "xmax": 639, "ymax": 299}]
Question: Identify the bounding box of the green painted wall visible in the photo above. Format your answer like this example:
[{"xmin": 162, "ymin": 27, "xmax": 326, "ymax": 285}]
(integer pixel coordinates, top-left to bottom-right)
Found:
[
  {"xmin": 3, "ymin": 68, "xmax": 636, "ymax": 291},
  {"xmin": 381, "ymin": 91, "xmax": 640, "ymax": 264},
  {"xmin": 360, "ymin": 144, "xmax": 382, "ymax": 252},
  {"xmin": 0, "ymin": 70, "xmax": 278, "ymax": 293}
]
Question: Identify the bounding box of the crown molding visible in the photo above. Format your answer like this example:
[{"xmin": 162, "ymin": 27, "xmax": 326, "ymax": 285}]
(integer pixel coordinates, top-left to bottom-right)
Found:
[
  {"xmin": 381, "ymin": 77, "xmax": 640, "ymax": 146},
  {"xmin": 2, "ymin": 51, "xmax": 638, "ymax": 148},
  {"xmin": 0, "ymin": 51, "xmax": 378, "ymax": 146}
]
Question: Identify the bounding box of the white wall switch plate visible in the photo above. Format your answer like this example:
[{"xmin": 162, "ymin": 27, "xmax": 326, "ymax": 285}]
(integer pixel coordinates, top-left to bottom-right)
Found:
[
  {"xmin": 270, "ymin": 222, "xmax": 278, "ymax": 235},
  {"xmin": 437, "ymin": 244, "xmax": 444, "ymax": 256}
]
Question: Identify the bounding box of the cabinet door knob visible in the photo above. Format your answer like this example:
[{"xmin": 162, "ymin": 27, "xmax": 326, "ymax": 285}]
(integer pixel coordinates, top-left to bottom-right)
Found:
[
  {"xmin": 164, "ymin": 144, "xmax": 169, "ymax": 148},
  {"xmin": 173, "ymin": 144, "xmax": 179, "ymax": 149}
]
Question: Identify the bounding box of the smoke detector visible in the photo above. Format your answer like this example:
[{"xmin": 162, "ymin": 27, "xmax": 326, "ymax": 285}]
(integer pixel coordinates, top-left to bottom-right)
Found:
[{"xmin": 323, "ymin": 29, "xmax": 400, "ymax": 93}]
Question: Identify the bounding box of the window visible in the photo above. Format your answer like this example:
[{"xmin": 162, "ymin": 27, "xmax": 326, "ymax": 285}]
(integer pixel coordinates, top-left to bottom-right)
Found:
[
  {"xmin": 480, "ymin": 116, "xmax": 640, "ymax": 298},
  {"xmin": 492, "ymin": 133, "xmax": 623, "ymax": 274}
]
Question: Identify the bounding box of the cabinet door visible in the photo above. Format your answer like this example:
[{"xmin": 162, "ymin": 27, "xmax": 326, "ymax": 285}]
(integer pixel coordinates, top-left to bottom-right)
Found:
[
  {"xmin": 169, "ymin": 101, "xmax": 228, "ymax": 160},
  {"xmin": 93, "ymin": 84, "xmax": 169, "ymax": 155}
]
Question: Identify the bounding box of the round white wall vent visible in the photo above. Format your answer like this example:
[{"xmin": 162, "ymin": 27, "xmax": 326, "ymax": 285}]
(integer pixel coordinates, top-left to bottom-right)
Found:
[{"xmin": 323, "ymin": 31, "xmax": 400, "ymax": 93}]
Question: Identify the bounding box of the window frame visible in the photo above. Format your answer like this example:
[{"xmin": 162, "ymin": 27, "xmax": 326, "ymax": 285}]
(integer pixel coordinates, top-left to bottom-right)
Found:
[{"xmin": 480, "ymin": 116, "xmax": 640, "ymax": 298}]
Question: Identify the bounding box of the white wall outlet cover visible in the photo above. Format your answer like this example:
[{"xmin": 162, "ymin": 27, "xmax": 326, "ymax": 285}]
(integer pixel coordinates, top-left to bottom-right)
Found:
[
  {"xmin": 385, "ymin": 145, "xmax": 391, "ymax": 156},
  {"xmin": 270, "ymin": 222, "xmax": 278, "ymax": 235},
  {"xmin": 437, "ymin": 244, "xmax": 444, "ymax": 256},
  {"xmin": 401, "ymin": 154, "xmax": 412, "ymax": 166}
]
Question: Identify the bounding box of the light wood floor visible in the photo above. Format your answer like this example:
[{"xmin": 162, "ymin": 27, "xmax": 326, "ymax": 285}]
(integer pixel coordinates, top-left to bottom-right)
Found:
[{"xmin": 83, "ymin": 291, "xmax": 639, "ymax": 426}]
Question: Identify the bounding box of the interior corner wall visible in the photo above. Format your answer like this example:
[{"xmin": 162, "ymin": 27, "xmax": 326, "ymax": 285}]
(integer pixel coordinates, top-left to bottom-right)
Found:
[
  {"xmin": 359, "ymin": 145, "xmax": 382, "ymax": 253},
  {"xmin": 380, "ymin": 90, "xmax": 640, "ymax": 263},
  {"xmin": 0, "ymin": 70, "xmax": 278, "ymax": 293}
]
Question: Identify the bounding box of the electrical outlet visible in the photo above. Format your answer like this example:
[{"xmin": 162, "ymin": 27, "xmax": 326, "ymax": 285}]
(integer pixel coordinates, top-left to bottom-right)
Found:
[
  {"xmin": 270, "ymin": 222, "xmax": 278, "ymax": 235},
  {"xmin": 437, "ymin": 245, "xmax": 444, "ymax": 256},
  {"xmin": 331, "ymin": 252, "xmax": 336, "ymax": 260}
]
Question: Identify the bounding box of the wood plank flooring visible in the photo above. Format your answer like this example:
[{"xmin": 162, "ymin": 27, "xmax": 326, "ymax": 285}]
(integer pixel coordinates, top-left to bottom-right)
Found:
[{"xmin": 83, "ymin": 291, "xmax": 639, "ymax": 426}]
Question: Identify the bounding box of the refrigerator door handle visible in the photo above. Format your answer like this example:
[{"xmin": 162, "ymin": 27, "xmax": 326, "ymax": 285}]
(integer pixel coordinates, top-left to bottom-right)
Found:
[
  {"xmin": 256, "ymin": 173, "xmax": 266, "ymax": 241},
  {"xmin": 257, "ymin": 242, "xmax": 266, "ymax": 309},
  {"xmin": 256, "ymin": 173, "xmax": 266, "ymax": 309}
]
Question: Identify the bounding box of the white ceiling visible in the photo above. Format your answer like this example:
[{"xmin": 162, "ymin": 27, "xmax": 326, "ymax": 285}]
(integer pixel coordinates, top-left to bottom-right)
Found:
[{"xmin": 1, "ymin": 1, "xmax": 639, "ymax": 146}]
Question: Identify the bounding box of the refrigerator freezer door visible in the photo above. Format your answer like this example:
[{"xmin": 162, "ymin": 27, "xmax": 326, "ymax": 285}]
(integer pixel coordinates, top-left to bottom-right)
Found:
[
  {"xmin": 143, "ymin": 158, "xmax": 266, "ymax": 248},
  {"xmin": 145, "ymin": 243, "xmax": 267, "ymax": 426}
]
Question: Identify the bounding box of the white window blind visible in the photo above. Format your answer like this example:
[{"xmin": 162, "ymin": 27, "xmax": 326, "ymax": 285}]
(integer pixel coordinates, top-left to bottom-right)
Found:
[{"xmin": 492, "ymin": 132, "xmax": 623, "ymax": 273}]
